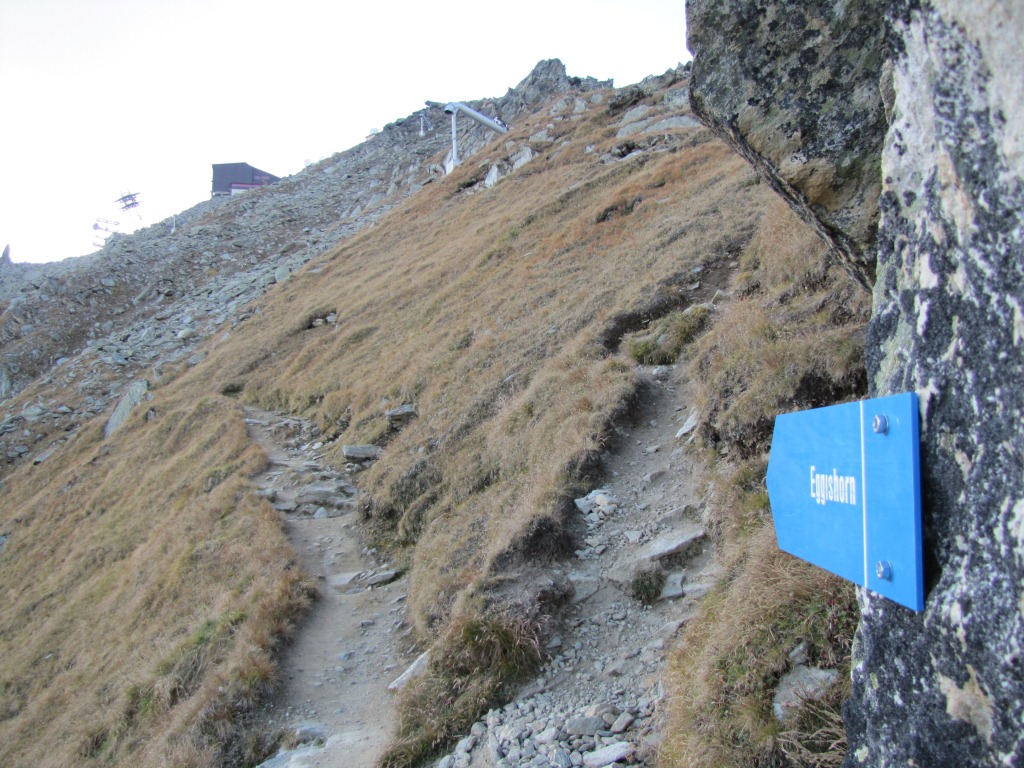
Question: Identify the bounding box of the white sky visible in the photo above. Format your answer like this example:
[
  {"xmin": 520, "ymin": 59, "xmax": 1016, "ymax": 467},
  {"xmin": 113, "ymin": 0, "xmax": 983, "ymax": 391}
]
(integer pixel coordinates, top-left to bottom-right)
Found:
[{"xmin": 0, "ymin": 0, "xmax": 690, "ymax": 264}]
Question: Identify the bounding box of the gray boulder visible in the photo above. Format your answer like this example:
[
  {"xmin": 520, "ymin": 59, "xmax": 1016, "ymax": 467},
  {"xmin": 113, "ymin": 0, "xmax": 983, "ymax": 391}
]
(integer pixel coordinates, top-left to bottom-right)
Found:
[
  {"xmin": 582, "ymin": 741, "xmax": 632, "ymax": 767},
  {"xmin": 564, "ymin": 715, "xmax": 605, "ymax": 736},
  {"xmin": 385, "ymin": 403, "xmax": 418, "ymax": 425},
  {"xmin": 637, "ymin": 523, "xmax": 706, "ymax": 562},
  {"xmin": 772, "ymin": 665, "xmax": 839, "ymax": 721},
  {"xmin": 511, "ymin": 146, "xmax": 535, "ymax": 171},
  {"xmin": 342, "ymin": 444, "xmax": 383, "ymax": 461},
  {"xmin": 103, "ymin": 379, "xmax": 149, "ymax": 439},
  {"xmin": 484, "ymin": 164, "xmax": 506, "ymax": 189}
]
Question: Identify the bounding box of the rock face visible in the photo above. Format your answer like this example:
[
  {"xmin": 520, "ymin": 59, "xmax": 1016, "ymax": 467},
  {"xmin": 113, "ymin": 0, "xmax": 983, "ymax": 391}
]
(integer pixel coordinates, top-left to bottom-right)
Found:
[
  {"xmin": 502, "ymin": 58, "xmax": 611, "ymax": 110},
  {"xmin": 687, "ymin": 0, "xmax": 887, "ymax": 289},
  {"xmin": 689, "ymin": 2, "xmax": 1024, "ymax": 766},
  {"xmin": 852, "ymin": 6, "xmax": 1024, "ymax": 766}
]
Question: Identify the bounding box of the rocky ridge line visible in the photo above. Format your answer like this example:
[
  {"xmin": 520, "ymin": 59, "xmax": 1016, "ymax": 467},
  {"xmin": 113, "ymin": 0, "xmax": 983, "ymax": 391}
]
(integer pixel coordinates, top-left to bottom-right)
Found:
[{"xmin": 0, "ymin": 60, "xmax": 611, "ymax": 402}]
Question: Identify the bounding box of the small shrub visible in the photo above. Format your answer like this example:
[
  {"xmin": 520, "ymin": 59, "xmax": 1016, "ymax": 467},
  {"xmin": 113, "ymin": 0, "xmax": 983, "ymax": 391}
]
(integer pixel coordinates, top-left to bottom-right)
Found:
[
  {"xmin": 627, "ymin": 336, "xmax": 663, "ymax": 364},
  {"xmin": 631, "ymin": 563, "xmax": 666, "ymax": 604}
]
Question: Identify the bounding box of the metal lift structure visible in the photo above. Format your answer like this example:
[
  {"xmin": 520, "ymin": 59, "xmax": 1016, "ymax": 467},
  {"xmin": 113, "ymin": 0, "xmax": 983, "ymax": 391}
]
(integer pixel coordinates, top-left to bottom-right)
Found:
[{"xmin": 426, "ymin": 101, "xmax": 509, "ymax": 169}]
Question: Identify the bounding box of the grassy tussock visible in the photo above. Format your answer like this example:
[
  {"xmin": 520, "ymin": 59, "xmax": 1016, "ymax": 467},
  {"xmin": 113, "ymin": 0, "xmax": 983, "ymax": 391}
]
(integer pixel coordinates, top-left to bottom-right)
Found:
[
  {"xmin": 630, "ymin": 563, "xmax": 667, "ymax": 605},
  {"xmin": 626, "ymin": 304, "xmax": 712, "ymax": 364},
  {"xmin": 659, "ymin": 198, "xmax": 869, "ymax": 767},
  {"xmin": 381, "ymin": 602, "xmax": 543, "ymax": 767}
]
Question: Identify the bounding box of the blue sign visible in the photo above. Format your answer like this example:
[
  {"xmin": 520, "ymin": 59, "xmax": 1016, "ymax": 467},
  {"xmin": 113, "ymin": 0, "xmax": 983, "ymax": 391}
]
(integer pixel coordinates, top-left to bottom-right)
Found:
[{"xmin": 766, "ymin": 392, "xmax": 923, "ymax": 611}]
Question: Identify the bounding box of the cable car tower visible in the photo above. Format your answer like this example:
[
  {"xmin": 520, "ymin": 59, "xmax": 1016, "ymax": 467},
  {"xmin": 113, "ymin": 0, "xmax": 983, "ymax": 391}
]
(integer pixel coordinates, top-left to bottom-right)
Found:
[
  {"xmin": 114, "ymin": 190, "xmax": 143, "ymax": 233},
  {"xmin": 115, "ymin": 191, "xmax": 140, "ymax": 212},
  {"xmin": 419, "ymin": 109, "xmax": 433, "ymax": 137},
  {"xmin": 425, "ymin": 101, "xmax": 508, "ymax": 171}
]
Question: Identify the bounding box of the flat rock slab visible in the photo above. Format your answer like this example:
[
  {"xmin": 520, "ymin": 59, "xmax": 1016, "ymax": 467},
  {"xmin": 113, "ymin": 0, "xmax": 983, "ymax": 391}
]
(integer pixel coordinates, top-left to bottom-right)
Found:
[
  {"xmin": 565, "ymin": 715, "xmax": 606, "ymax": 736},
  {"xmin": 343, "ymin": 444, "xmax": 383, "ymax": 460},
  {"xmin": 311, "ymin": 506, "xmax": 351, "ymax": 519},
  {"xmin": 569, "ymin": 574, "xmax": 602, "ymax": 603},
  {"xmin": 676, "ymin": 409, "xmax": 698, "ymax": 438},
  {"xmin": 583, "ymin": 741, "xmax": 634, "ymax": 767},
  {"xmin": 610, "ymin": 712, "xmax": 635, "ymax": 734},
  {"xmin": 658, "ymin": 571, "xmax": 685, "ymax": 600},
  {"xmin": 388, "ymin": 650, "xmax": 429, "ymax": 691},
  {"xmin": 385, "ymin": 404, "xmax": 418, "ymax": 423},
  {"xmin": 328, "ymin": 572, "xmax": 362, "ymax": 589},
  {"xmin": 638, "ymin": 522, "xmax": 706, "ymax": 561},
  {"xmin": 104, "ymin": 379, "xmax": 149, "ymax": 439},
  {"xmin": 365, "ymin": 570, "xmax": 400, "ymax": 587},
  {"xmin": 256, "ymin": 744, "xmax": 321, "ymax": 768},
  {"xmin": 294, "ymin": 485, "xmax": 353, "ymax": 506}
]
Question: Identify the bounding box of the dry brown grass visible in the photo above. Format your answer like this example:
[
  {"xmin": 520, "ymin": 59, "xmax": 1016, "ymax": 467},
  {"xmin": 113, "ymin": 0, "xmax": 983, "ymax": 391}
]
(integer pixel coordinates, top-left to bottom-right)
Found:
[
  {"xmin": 659, "ymin": 529, "xmax": 857, "ymax": 768},
  {"xmin": 688, "ymin": 203, "xmax": 870, "ymax": 458},
  {"xmin": 658, "ymin": 198, "xmax": 869, "ymax": 768},
  {"xmin": 0, "ymin": 382, "xmax": 314, "ymax": 767}
]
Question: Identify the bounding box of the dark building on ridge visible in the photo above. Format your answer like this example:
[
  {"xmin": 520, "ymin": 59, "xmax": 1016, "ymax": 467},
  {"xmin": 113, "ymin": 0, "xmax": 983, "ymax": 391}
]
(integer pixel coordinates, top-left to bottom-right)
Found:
[{"xmin": 211, "ymin": 163, "xmax": 280, "ymax": 196}]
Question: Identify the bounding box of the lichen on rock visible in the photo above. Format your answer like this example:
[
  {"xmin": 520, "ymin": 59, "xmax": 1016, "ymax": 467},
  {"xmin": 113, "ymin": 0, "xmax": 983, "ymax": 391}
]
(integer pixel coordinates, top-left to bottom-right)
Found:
[
  {"xmin": 687, "ymin": 0, "xmax": 888, "ymax": 289},
  {"xmin": 849, "ymin": 4, "xmax": 1024, "ymax": 766}
]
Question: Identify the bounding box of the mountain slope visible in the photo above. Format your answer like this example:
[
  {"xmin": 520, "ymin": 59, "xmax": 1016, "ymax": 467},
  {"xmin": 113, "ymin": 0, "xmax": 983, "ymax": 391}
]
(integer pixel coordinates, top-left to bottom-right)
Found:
[{"xmin": 0, "ymin": 60, "xmax": 867, "ymax": 768}]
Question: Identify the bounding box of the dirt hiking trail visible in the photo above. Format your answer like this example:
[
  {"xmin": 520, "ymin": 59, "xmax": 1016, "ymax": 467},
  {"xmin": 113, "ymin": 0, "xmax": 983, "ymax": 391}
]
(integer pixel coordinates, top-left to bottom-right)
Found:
[{"xmin": 248, "ymin": 362, "xmax": 719, "ymax": 767}]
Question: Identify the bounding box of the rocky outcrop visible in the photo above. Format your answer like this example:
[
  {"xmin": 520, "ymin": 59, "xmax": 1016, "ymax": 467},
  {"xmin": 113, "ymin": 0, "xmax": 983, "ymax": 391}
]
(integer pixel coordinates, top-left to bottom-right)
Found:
[
  {"xmin": 501, "ymin": 58, "xmax": 611, "ymax": 111},
  {"xmin": 687, "ymin": 0, "xmax": 887, "ymax": 289},
  {"xmin": 689, "ymin": 1, "xmax": 1024, "ymax": 766}
]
